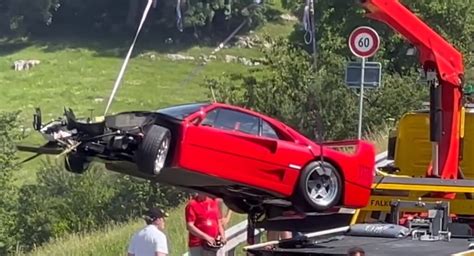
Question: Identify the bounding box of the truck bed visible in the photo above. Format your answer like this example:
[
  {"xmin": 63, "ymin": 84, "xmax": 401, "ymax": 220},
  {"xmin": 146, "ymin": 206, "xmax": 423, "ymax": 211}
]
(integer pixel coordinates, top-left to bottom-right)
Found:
[{"xmin": 247, "ymin": 235, "xmax": 474, "ymax": 256}]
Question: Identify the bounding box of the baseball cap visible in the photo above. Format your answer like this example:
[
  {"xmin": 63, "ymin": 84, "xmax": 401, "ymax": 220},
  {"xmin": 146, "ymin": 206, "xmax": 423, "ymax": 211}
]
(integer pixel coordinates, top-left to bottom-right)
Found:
[{"xmin": 144, "ymin": 207, "xmax": 169, "ymax": 221}]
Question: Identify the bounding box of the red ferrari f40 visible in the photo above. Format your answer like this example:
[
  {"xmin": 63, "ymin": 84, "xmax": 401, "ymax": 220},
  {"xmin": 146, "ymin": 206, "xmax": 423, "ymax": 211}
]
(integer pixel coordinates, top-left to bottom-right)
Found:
[{"xmin": 19, "ymin": 102, "xmax": 376, "ymax": 215}]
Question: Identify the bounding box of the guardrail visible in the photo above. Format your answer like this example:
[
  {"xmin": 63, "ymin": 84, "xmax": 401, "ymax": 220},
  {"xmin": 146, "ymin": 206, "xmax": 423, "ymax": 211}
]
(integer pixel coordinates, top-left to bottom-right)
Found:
[{"xmin": 183, "ymin": 151, "xmax": 389, "ymax": 256}]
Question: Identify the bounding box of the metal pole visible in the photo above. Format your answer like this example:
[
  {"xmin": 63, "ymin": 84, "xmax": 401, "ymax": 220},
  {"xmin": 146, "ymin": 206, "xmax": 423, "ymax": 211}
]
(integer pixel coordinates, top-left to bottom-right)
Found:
[
  {"xmin": 358, "ymin": 57, "xmax": 366, "ymax": 139},
  {"xmin": 310, "ymin": 0, "xmax": 317, "ymax": 71}
]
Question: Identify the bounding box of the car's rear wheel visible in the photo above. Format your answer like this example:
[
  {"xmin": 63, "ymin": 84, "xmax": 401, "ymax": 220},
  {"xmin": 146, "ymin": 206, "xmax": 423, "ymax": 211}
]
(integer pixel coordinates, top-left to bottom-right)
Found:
[
  {"xmin": 296, "ymin": 160, "xmax": 342, "ymax": 212},
  {"xmin": 64, "ymin": 152, "xmax": 90, "ymax": 174},
  {"xmin": 136, "ymin": 125, "xmax": 171, "ymax": 175}
]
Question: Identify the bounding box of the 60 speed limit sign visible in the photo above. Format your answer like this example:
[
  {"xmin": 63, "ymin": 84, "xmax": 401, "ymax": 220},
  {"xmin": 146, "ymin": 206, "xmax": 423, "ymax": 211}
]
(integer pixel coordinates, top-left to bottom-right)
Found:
[{"xmin": 348, "ymin": 26, "xmax": 380, "ymax": 58}]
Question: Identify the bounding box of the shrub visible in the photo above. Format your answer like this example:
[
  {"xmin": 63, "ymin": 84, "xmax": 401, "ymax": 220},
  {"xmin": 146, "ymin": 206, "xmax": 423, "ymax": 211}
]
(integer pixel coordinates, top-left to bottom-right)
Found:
[
  {"xmin": 0, "ymin": 111, "xmax": 25, "ymax": 254},
  {"xmin": 15, "ymin": 160, "xmax": 187, "ymax": 251}
]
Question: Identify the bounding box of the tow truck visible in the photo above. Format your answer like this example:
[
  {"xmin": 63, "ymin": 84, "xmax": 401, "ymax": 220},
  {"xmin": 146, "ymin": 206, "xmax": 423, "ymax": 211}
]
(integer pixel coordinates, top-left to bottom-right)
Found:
[{"xmin": 241, "ymin": 0, "xmax": 474, "ymax": 255}]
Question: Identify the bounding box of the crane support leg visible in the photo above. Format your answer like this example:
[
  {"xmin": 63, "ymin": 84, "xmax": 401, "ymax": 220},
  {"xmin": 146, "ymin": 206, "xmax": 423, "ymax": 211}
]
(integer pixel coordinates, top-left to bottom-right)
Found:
[
  {"xmin": 436, "ymin": 79, "xmax": 462, "ymax": 180},
  {"xmin": 359, "ymin": 0, "xmax": 464, "ymax": 185}
]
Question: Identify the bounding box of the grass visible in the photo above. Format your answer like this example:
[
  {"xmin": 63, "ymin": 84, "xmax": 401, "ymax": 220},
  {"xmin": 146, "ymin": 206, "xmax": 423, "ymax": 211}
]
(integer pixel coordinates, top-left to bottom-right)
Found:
[
  {"xmin": 2, "ymin": 44, "xmax": 249, "ymax": 184},
  {"xmin": 1, "ymin": 6, "xmax": 298, "ymax": 185},
  {"xmin": 0, "ymin": 35, "xmax": 278, "ymax": 184},
  {"xmin": 365, "ymin": 124, "xmax": 391, "ymax": 154},
  {"xmin": 16, "ymin": 203, "xmax": 247, "ymax": 256}
]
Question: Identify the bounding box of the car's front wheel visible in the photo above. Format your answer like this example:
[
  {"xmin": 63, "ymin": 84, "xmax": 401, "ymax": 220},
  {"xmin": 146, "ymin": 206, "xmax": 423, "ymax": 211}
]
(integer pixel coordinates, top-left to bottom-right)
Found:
[
  {"xmin": 136, "ymin": 125, "xmax": 171, "ymax": 175},
  {"xmin": 296, "ymin": 160, "xmax": 342, "ymax": 212}
]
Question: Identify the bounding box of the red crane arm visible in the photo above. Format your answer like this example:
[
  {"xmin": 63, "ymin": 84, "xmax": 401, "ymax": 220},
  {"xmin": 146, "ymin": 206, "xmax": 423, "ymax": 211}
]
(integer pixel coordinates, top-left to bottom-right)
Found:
[
  {"xmin": 359, "ymin": 0, "xmax": 464, "ymax": 85},
  {"xmin": 359, "ymin": 0, "xmax": 465, "ymax": 181}
]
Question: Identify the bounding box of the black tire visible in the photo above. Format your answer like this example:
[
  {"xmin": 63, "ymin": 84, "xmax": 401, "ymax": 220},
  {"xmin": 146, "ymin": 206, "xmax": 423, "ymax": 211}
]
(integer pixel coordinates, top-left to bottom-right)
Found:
[
  {"xmin": 295, "ymin": 161, "xmax": 342, "ymax": 212},
  {"xmin": 65, "ymin": 152, "xmax": 90, "ymax": 174},
  {"xmin": 136, "ymin": 125, "xmax": 171, "ymax": 175}
]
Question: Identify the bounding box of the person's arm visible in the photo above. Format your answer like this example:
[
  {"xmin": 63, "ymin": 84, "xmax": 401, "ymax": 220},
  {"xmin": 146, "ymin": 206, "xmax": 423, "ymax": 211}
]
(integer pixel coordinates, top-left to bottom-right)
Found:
[
  {"xmin": 217, "ymin": 218, "xmax": 226, "ymax": 244},
  {"xmin": 217, "ymin": 199, "xmax": 232, "ymax": 227},
  {"xmin": 186, "ymin": 222, "xmax": 216, "ymax": 244},
  {"xmin": 223, "ymin": 210, "xmax": 232, "ymax": 227},
  {"xmin": 215, "ymin": 200, "xmax": 226, "ymax": 244}
]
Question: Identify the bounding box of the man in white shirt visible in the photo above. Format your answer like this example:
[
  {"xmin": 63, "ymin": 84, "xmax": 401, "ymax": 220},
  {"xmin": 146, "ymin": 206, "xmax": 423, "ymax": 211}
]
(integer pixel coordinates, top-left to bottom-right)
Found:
[{"xmin": 128, "ymin": 207, "xmax": 169, "ymax": 256}]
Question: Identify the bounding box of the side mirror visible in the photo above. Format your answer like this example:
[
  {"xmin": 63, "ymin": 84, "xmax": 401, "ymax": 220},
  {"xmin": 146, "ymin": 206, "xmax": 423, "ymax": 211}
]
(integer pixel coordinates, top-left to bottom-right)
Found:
[{"xmin": 33, "ymin": 108, "xmax": 42, "ymax": 131}]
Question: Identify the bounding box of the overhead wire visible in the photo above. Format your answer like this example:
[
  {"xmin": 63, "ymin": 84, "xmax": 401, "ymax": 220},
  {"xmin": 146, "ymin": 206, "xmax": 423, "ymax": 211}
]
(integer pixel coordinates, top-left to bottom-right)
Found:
[{"xmin": 177, "ymin": 19, "xmax": 249, "ymax": 88}]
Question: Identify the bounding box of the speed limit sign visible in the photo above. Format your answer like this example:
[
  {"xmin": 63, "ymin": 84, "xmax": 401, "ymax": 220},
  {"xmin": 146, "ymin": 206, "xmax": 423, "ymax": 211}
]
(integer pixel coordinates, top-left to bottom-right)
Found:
[{"xmin": 349, "ymin": 26, "xmax": 380, "ymax": 58}]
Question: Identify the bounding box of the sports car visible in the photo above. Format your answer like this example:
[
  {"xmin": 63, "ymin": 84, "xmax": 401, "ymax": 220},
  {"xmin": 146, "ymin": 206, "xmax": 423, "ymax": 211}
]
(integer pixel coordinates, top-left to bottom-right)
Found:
[{"xmin": 18, "ymin": 102, "xmax": 376, "ymax": 214}]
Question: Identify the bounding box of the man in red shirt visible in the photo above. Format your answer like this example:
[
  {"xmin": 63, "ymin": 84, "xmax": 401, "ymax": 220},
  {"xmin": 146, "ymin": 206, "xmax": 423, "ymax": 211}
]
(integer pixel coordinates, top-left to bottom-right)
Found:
[{"xmin": 185, "ymin": 192, "xmax": 226, "ymax": 256}]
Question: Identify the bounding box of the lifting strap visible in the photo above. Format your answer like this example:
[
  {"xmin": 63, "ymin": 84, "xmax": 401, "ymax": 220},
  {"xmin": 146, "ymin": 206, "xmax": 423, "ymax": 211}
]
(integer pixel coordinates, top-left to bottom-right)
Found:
[{"xmin": 104, "ymin": 0, "xmax": 154, "ymax": 115}]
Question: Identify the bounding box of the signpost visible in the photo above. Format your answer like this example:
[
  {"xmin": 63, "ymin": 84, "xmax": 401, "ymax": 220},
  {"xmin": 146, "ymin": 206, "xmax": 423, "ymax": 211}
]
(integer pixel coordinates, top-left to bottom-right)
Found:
[{"xmin": 347, "ymin": 26, "xmax": 381, "ymax": 139}]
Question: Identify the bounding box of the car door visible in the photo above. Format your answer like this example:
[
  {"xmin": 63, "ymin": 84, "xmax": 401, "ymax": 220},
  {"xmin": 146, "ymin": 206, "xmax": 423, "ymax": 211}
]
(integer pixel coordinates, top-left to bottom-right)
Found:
[
  {"xmin": 180, "ymin": 107, "xmax": 313, "ymax": 195},
  {"xmin": 256, "ymin": 118, "xmax": 317, "ymax": 194}
]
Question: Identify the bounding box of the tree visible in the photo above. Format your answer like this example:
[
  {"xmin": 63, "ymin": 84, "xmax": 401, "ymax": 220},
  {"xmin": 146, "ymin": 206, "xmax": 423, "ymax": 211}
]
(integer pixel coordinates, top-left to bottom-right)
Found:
[
  {"xmin": 1, "ymin": 0, "xmax": 270, "ymax": 38},
  {"xmin": 0, "ymin": 111, "xmax": 24, "ymax": 255},
  {"xmin": 287, "ymin": 0, "xmax": 474, "ymax": 73},
  {"xmin": 202, "ymin": 30, "xmax": 427, "ymax": 140},
  {"xmin": 15, "ymin": 161, "xmax": 188, "ymax": 251},
  {"xmin": 1, "ymin": 0, "xmax": 60, "ymax": 34}
]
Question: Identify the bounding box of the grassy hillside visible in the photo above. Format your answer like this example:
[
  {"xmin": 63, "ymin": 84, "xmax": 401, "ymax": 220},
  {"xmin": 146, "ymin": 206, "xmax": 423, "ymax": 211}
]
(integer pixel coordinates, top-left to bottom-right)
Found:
[
  {"xmin": 1, "ymin": 43, "xmax": 247, "ymax": 184},
  {"xmin": 1, "ymin": 13, "xmax": 297, "ymax": 185}
]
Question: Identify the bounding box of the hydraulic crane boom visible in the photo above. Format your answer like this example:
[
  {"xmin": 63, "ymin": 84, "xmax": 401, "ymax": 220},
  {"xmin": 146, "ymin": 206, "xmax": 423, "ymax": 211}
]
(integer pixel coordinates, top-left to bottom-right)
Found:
[{"xmin": 359, "ymin": 0, "xmax": 465, "ymax": 182}]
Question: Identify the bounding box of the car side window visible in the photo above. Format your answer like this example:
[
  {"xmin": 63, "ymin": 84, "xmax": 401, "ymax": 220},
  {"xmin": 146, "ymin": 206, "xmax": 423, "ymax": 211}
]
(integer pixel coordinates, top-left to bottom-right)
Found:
[
  {"xmin": 260, "ymin": 120, "xmax": 280, "ymax": 139},
  {"xmin": 201, "ymin": 108, "xmax": 259, "ymax": 136},
  {"xmin": 201, "ymin": 109, "xmax": 218, "ymax": 127}
]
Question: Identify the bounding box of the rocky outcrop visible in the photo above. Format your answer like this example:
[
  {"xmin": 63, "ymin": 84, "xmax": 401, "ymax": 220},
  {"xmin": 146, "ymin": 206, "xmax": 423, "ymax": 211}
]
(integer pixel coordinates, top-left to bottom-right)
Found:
[{"xmin": 12, "ymin": 60, "xmax": 41, "ymax": 71}]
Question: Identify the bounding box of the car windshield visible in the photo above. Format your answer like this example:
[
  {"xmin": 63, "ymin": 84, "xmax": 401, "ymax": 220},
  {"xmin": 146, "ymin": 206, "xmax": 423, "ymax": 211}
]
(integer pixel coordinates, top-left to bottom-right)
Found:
[{"xmin": 156, "ymin": 102, "xmax": 210, "ymax": 120}]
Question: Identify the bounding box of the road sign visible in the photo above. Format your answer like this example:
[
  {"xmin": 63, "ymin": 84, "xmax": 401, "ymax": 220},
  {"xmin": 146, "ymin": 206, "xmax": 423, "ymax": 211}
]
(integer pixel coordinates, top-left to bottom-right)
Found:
[
  {"xmin": 347, "ymin": 26, "xmax": 380, "ymax": 139},
  {"xmin": 345, "ymin": 61, "xmax": 382, "ymax": 89},
  {"xmin": 348, "ymin": 26, "xmax": 380, "ymax": 58}
]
